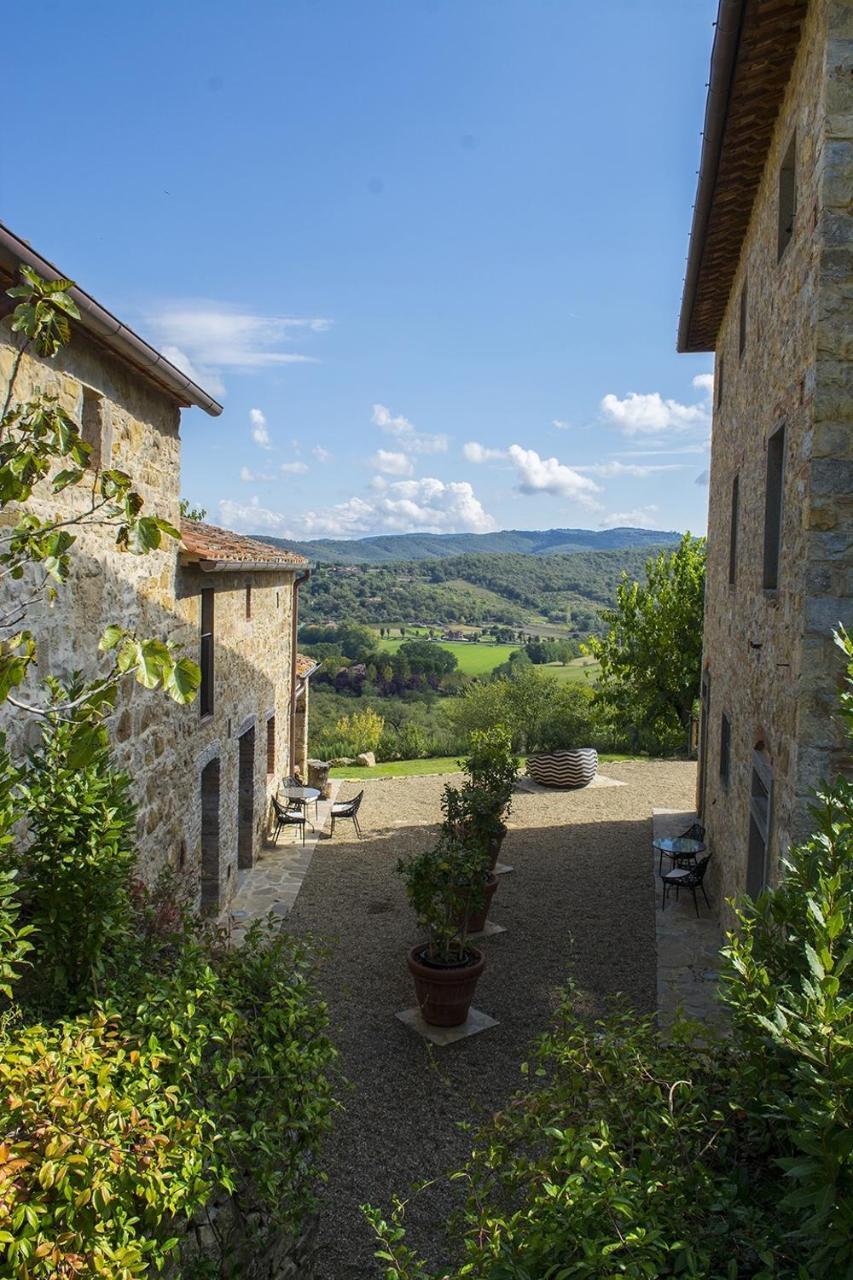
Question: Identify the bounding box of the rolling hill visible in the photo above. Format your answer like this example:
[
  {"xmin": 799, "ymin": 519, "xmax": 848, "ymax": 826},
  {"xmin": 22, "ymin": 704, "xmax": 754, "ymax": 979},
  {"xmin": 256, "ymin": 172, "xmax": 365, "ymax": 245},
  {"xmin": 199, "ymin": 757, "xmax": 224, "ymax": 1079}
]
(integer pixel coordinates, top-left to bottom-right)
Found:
[{"xmin": 258, "ymin": 525, "xmax": 681, "ymax": 566}]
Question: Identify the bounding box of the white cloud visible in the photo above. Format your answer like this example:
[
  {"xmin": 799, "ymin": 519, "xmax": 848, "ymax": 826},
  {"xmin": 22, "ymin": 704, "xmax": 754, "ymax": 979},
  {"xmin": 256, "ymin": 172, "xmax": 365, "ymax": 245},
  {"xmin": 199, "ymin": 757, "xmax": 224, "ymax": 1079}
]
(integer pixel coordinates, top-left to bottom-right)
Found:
[
  {"xmin": 693, "ymin": 373, "xmax": 714, "ymax": 394},
  {"xmin": 218, "ymin": 476, "xmax": 495, "ymax": 539},
  {"xmin": 280, "ymin": 461, "xmax": 309, "ymax": 475},
  {"xmin": 574, "ymin": 460, "xmax": 686, "ymax": 478},
  {"xmin": 506, "ymin": 444, "xmax": 602, "ymax": 506},
  {"xmin": 250, "ymin": 407, "xmax": 271, "ymax": 449},
  {"xmin": 240, "ymin": 465, "xmax": 274, "ymax": 482},
  {"xmin": 601, "ymin": 390, "xmax": 710, "ymax": 435},
  {"xmin": 147, "ymin": 302, "xmax": 329, "ymax": 389},
  {"xmin": 372, "ymin": 403, "xmax": 448, "ymax": 454},
  {"xmin": 463, "ymin": 441, "xmax": 505, "ymax": 463},
  {"xmin": 161, "ymin": 345, "xmax": 225, "ymax": 398},
  {"xmin": 312, "ymin": 446, "xmax": 332, "ymax": 463},
  {"xmin": 599, "ymin": 505, "xmax": 661, "ymax": 530},
  {"xmin": 552, "ymin": 419, "xmax": 570, "ymax": 430},
  {"xmin": 372, "ymin": 449, "xmax": 414, "ymax": 476}
]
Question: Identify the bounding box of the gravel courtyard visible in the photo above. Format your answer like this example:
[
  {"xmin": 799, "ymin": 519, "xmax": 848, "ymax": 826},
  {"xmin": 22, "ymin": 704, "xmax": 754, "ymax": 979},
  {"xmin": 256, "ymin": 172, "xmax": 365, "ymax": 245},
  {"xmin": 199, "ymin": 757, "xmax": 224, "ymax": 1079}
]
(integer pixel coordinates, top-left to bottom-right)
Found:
[{"xmin": 286, "ymin": 760, "xmax": 696, "ymax": 1279}]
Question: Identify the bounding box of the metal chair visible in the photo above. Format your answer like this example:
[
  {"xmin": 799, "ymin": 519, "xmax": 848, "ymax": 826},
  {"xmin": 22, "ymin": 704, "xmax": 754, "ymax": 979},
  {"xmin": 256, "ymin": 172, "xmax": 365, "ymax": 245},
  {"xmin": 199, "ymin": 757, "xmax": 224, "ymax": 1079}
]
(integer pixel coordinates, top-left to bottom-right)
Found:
[
  {"xmin": 329, "ymin": 790, "xmax": 364, "ymax": 839},
  {"xmin": 272, "ymin": 795, "xmax": 307, "ymax": 845},
  {"xmin": 679, "ymin": 821, "xmax": 706, "ymax": 843},
  {"xmin": 661, "ymin": 854, "xmax": 712, "ymax": 917}
]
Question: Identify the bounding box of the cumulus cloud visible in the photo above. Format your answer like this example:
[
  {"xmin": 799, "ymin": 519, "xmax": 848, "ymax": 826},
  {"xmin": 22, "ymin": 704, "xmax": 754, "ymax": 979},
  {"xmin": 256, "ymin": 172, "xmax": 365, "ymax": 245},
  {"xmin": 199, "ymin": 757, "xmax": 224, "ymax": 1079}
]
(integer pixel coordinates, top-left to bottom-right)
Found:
[
  {"xmin": 693, "ymin": 372, "xmax": 714, "ymax": 394},
  {"xmin": 506, "ymin": 445, "xmax": 602, "ymax": 506},
  {"xmin": 312, "ymin": 446, "xmax": 332, "ymax": 463},
  {"xmin": 601, "ymin": 390, "xmax": 710, "ymax": 435},
  {"xmin": 372, "ymin": 449, "xmax": 414, "ymax": 476},
  {"xmin": 240, "ymin": 465, "xmax": 274, "ymax": 482},
  {"xmin": 598, "ymin": 506, "xmax": 661, "ymax": 530},
  {"xmin": 147, "ymin": 301, "xmax": 330, "ymax": 393},
  {"xmin": 218, "ymin": 476, "xmax": 495, "ymax": 539},
  {"xmin": 463, "ymin": 441, "xmax": 505, "ymax": 463},
  {"xmin": 250, "ymin": 407, "xmax": 271, "ymax": 449},
  {"xmin": 552, "ymin": 419, "xmax": 570, "ymax": 430},
  {"xmin": 280, "ymin": 460, "xmax": 309, "ymax": 475},
  {"xmin": 372, "ymin": 403, "xmax": 448, "ymax": 455}
]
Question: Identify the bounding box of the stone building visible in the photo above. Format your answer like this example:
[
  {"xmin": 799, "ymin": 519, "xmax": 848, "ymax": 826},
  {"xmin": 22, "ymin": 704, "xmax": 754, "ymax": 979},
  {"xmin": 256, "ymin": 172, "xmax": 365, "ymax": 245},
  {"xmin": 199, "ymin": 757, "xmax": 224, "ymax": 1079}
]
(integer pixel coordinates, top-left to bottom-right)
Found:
[
  {"xmin": 678, "ymin": 0, "xmax": 853, "ymax": 913},
  {"xmin": 0, "ymin": 222, "xmax": 314, "ymax": 912}
]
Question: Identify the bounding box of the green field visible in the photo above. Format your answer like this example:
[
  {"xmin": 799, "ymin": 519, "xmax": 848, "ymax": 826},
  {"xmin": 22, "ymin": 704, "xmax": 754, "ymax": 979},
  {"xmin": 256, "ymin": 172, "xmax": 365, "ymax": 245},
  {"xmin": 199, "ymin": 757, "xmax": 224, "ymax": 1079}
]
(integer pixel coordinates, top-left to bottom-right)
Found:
[
  {"xmin": 375, "ymin": 635, "xmax": 518, "ymax": 676},
  {"xmin": 330, "ymin": 749, "xmax": 633, "ymax": 780},
  {"xmin": 547, "ymin": 658, "xmax": 601, "ymax": 684}
]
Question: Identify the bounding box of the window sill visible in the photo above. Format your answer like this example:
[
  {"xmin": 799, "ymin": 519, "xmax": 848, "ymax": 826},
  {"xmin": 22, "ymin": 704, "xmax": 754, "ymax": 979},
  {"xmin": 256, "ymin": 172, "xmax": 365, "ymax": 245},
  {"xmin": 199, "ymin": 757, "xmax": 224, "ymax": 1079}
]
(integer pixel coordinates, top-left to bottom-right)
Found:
[{"xmin": 199, "ymin": 712, "xmax": 215, "ymax": 725}]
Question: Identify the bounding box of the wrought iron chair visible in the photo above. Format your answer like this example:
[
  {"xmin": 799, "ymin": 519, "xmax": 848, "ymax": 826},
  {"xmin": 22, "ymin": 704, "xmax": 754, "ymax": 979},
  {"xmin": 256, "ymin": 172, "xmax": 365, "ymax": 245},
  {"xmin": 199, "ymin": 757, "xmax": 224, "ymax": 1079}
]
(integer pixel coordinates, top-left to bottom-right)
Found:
[
  {"xmin": 272, "ymin": 794, "xmax": 307, "ymax": 845},
  {"xmin": 679, "ymin": 821, "xmax": 706, "ymax": 843},
  {"xmin": 661, "ymin": 854, "xmax": 712, "ymax": 917},
  {"xmin": 329, "ymin": 790, "xmax": 364, "ymax": 839}
]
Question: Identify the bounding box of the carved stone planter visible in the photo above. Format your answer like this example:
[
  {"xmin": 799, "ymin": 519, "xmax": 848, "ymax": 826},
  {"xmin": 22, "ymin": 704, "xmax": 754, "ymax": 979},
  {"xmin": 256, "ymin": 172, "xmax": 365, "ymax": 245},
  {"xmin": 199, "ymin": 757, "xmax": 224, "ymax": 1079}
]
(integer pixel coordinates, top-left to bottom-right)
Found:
[{"xmin": 527, "ymin": 748, "xmax": 598, "ymax": 789}]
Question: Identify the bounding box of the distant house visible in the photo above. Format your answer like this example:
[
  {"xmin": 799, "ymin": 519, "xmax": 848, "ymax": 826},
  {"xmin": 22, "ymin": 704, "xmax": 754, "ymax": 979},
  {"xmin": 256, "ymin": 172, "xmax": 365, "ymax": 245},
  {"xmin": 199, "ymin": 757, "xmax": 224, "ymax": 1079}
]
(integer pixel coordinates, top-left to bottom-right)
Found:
[
  {"xmin": 678, "ymin": 0, "xmax": 852, "ymax": 913},
  {"xmin": 0, "ymin": 223, "xmax": 314, "ymax": 913}
]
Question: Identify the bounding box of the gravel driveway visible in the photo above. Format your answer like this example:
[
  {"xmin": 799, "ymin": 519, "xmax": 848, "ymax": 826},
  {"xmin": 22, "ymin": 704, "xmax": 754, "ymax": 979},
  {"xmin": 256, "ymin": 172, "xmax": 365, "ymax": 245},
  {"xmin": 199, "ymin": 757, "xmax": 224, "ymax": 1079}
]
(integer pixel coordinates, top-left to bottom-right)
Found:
[{"xmin": 286, "ymin": 760, "xmax": 696, "ymax": 1279}]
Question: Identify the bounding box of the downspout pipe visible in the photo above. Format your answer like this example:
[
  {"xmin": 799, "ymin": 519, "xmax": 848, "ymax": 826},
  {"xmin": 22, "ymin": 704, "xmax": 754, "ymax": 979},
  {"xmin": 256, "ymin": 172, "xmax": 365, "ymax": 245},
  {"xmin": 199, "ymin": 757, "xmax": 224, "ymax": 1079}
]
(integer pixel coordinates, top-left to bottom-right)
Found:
[{"xmin": 289, "ymin": 569, "xmax": 311, "ymax": 775}]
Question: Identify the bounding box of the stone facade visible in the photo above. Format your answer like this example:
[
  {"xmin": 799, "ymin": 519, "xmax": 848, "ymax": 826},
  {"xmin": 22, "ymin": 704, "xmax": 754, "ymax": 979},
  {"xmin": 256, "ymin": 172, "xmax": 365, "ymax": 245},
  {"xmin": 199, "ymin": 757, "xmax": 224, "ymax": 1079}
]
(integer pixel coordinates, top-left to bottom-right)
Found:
[
  {"xmin": 1, "ymin": 266, "xmax": 311, "ymax": 914},
  {"xmin": 691, "ymin": 0, "xmax": 853, "ymax": 917}
]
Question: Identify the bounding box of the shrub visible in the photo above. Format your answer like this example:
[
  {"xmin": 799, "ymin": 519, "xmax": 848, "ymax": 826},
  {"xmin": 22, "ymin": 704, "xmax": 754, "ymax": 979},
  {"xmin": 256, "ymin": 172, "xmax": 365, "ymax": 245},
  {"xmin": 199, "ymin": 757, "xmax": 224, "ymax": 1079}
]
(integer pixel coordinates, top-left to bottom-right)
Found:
[
  {"xmin": 333, "ymin": 707, "xmax": 384, "ymax": 756},
  {"xmin": 397, "ymin": 836, "xmax": 487, "ymax": 964},
  {"xmin": 530, "ymin": 681, "xmax": 598, "ymax": 753},
  {"xmin": 13, "ymin": 709, "xmax": 135, "ymax": 1011}
]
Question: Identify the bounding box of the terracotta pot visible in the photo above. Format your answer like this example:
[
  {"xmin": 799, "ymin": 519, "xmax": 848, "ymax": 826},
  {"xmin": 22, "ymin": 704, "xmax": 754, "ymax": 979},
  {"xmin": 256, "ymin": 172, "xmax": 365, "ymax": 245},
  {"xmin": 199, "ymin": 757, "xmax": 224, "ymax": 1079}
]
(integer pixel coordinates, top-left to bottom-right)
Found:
[
  {"xmin": 456, "ymin": 873, "xmax": 498, "ymax": 934},
  {"xmin": 407, "ymin": 944, "xmax": 485, "ymax": 1027},
  {"xmin": 486, "ymin": 823, "xmax": 507, "ymax": 871}
]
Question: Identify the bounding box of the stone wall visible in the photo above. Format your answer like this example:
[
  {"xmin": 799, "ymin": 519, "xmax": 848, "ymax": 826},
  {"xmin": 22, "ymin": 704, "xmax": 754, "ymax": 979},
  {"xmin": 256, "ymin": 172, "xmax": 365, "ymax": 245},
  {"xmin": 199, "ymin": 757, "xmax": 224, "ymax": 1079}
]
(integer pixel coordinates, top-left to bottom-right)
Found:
[
  {"xmin": 0, "ymin": 324, "xmax": 299, "ymax": 910},
  {"xmin": 700, "ymin": 0, "xmax": 853, "ymax": 920}
]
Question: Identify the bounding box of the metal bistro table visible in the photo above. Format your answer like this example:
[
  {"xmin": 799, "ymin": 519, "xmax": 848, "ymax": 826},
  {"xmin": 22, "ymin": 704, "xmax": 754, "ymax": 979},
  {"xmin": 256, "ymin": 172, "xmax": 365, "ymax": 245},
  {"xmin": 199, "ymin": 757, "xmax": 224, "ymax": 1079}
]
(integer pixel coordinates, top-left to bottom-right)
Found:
[
  {"xmin": 653, "ymin": 835, "xmax": 705, "ymax": 877},
  {"xmin": 282, "ymin": 783, "xmax": 321, "ymax": 828}
]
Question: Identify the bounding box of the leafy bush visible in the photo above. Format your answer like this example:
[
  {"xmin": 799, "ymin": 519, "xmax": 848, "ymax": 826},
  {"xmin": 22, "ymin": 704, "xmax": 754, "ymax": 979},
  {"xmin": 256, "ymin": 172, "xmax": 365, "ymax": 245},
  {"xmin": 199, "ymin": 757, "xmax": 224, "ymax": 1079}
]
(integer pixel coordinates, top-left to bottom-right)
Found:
[
  {"xmin": 332, "ymin": 707, "xmax": 384, "ymax": 756},
  {"xmin": 396, "ymin": 836, "xmax": 486, "ymax": 964},
  {"xmin": 12, "ymin": 710, "xmax": 135, "ymax": 1011}
]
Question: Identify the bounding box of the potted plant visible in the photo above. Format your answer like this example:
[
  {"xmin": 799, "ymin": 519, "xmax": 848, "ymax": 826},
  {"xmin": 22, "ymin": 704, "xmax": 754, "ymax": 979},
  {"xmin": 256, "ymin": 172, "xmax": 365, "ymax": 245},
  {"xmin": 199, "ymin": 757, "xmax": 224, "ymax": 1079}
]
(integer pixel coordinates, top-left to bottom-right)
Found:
[
  {"xmin": 397, "ymin": 835, "xmax": 488, "ymax": 1027},
  {"xmin": 446, "ymin": 726, "xmax": 519, "ymax": 868}
]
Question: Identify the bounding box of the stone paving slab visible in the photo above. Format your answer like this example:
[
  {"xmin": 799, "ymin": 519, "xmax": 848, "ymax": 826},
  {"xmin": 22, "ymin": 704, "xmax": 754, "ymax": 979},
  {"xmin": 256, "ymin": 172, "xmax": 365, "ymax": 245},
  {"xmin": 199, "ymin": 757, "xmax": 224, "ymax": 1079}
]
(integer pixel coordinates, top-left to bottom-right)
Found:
[
  {"xmin": 226, "ymin": 781, "xmax": 342, "ymax": 942},
  {"xmin": 653, "ymin": 808, "xmax": 727, "ymax": 1037},
  {"xmin": 395, "ymin": 1006, "xmax": 499, "ymax": 1045}
]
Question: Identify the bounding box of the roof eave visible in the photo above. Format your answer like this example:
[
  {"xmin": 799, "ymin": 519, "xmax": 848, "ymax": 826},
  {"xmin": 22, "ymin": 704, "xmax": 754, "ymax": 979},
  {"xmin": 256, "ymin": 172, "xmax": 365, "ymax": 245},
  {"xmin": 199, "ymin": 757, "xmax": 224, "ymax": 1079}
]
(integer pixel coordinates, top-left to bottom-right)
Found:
[
  {"xmin": 677, "ymin": 0, "xmax": 746, "ymax": 354},
  {"xmin": 0, "ymin": 223, "xmax": 223, "ymax": 416},
  {"xmin": 180, "ymin": 556, "xmax": 307, "ymax": 573}
]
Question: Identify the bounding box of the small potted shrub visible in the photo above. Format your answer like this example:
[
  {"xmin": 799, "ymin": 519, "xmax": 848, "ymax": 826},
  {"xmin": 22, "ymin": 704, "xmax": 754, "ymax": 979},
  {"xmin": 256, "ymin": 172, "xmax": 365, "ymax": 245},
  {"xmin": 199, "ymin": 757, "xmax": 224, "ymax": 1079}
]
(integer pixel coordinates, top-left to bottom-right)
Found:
[
  {"xmin": 397, "ymin": 835, "xmax": 488, "ymax": 1027},
  {"xmin": 452, "ymin": 726, "xmax": 519, "ymax": 867}
]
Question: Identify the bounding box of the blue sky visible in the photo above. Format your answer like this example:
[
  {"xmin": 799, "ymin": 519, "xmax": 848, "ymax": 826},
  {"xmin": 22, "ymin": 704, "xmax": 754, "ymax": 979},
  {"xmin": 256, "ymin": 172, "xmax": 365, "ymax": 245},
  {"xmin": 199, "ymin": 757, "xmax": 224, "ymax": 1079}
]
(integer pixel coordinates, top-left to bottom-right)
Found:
[{"xmin": 4, "ymin": 0, "xmax": 716, "ymax": 540}]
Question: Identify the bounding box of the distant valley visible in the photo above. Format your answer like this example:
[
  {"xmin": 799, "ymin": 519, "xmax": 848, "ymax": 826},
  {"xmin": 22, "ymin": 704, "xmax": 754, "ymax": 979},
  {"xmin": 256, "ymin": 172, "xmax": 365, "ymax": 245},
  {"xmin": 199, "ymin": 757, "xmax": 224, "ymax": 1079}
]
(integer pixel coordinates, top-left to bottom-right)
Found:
[{"xmin": 255, "ymin": 526, "xmax": 683, "ymax": 639}]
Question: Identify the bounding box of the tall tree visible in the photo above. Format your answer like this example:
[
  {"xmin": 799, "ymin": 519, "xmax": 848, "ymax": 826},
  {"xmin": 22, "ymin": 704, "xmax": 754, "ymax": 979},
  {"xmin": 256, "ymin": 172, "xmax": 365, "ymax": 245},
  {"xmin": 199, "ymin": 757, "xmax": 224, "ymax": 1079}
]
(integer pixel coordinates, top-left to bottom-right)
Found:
[{"xmin": 586, "ymin": 533, "xmax": 705, "ymax": 754}]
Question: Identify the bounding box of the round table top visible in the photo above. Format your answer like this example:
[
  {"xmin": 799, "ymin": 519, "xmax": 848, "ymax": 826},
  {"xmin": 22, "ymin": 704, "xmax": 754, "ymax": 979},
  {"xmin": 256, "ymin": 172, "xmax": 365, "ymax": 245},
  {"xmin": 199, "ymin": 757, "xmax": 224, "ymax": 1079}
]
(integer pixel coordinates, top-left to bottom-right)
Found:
[
  {"xmin": 653, "ymin": 836, "xmax": 705, "ymax": 855},
  {"xmin": 282, "ymin": 784, "xmax": 321, "ymax": 802}
]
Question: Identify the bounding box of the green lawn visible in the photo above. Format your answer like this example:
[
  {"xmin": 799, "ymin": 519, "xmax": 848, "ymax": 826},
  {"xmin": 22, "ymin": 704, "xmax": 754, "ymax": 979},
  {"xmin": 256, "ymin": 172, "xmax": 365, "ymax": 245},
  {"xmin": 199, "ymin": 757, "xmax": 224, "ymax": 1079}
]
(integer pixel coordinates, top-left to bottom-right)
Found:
[
  {"xmin": 375, "ymin": 636, "xmax": 519, "ymax": 676},
  {"xmin": 330, "ymin": 750, "xmax": 634, "ymax": 780},
  {"xmin": 546, "ymin": 657, "xmax": 601, "ymax": 684}
]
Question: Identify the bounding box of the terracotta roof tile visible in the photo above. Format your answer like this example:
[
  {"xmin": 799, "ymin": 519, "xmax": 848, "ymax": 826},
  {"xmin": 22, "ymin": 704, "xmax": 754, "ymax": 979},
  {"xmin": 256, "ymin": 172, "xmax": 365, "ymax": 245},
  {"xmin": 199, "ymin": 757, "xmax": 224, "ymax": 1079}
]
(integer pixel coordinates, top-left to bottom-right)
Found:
[
  {"xmin": 180, "ymin": 520, "xmax": 308, "ymax": 570},
  {"xmin": 296, "ymin": 653, "xmax": 319, "ymax": 679}
]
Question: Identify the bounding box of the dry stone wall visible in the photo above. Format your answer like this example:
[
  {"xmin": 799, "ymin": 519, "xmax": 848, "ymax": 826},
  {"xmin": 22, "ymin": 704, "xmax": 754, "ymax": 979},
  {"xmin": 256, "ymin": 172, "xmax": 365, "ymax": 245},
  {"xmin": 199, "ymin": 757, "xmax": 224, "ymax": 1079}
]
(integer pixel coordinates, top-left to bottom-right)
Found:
[
  {"xmin": 0, "ymin": 325, "xmax": 298, "ymax": 910},
  {"xmin": 701, "ymin": 0, "xmax": 853, "ymax": 919}
]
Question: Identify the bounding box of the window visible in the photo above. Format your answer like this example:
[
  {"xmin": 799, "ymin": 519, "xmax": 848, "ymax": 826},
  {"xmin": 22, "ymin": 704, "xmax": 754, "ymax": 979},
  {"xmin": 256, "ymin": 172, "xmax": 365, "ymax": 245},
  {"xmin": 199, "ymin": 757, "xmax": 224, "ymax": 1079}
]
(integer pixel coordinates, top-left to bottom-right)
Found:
[
  {"xmin": 245, "ymin": 585, "xmax": 252, "ymax": 620},
  {"xmin": 738, "ymin": 278, "xmax": 748, "ymax": 358},
  {"xmin": 762, "ymin": 425, "xmax": 786, "ymax": 590},
  {"xmin": 80, "ymin": 386, "xmax": 111, "ymax": 470},
  {"xmin": 200, "ymin": 589, "xmax": 214, "ymax": 717},
  {"xmin": 747, "ymin": 749, "xmax": 773, "ymax": 897},
  {"xmin": 728, "ymin": 474, "xmax": 739, "ymax": 586},
  {"xmin": 200, "ymin": 758, "xmax": 221, "ymax": 912},
  {"xmin": 777, "ymin": 134, "xmax": 797, "ymax": 261},
  {"xmin": 716, "ymin": 357, "xmax": 724, "ymax": 410},
  {"xmin": 719, "ymin": 714, "xmax": 731, "ymax": 787},
  {"xmin": 266, "ymin": 715, "xmax": 276, "ymax": 776}
]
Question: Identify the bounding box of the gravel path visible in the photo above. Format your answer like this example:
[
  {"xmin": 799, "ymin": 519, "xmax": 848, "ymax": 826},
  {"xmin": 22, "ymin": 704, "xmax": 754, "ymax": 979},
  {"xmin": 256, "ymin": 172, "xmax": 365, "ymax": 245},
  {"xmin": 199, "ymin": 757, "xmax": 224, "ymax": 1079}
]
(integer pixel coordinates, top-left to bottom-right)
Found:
[{"xmin": 286, "ymin": 760, "xmax": 696, "ymax": 1279}]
